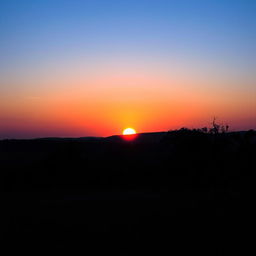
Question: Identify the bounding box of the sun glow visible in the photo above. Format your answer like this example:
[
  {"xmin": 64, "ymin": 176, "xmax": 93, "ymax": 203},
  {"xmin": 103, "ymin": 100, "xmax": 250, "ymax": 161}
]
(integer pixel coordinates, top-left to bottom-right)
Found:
[{"xmin": 123, "ymin": 128, "xmax": 136, "ymax": 135}]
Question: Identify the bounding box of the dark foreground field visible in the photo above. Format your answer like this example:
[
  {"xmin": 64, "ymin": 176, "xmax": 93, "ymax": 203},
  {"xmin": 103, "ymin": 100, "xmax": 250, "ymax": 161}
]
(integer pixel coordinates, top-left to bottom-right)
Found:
[{"xmin": 1, "ymin": 130, "xmax": 255, "ymax": 254}]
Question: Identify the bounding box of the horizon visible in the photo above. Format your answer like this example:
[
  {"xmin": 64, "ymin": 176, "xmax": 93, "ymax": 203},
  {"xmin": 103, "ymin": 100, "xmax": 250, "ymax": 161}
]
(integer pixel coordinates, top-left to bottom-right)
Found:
[
  {"xmin": 1, "ymin": 0, "xmax": 256, "ymax": 139},
  {"xmin": 0, "ymin": 127, "xmax": 253, "ymax": 141}
]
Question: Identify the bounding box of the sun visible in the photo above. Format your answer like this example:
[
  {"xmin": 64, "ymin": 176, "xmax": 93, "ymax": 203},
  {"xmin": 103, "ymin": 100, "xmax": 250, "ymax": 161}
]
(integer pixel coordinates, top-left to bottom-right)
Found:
[{"xmin": 123, "ymin": 128, "xmax": 136, "ymax": 135}]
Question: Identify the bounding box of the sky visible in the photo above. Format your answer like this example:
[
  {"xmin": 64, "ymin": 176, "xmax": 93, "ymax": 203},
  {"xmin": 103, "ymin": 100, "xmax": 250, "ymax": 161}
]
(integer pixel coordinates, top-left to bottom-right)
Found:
[{"xmin": 0, "ymin": 0, "xmax": 256, "ymax": 138}]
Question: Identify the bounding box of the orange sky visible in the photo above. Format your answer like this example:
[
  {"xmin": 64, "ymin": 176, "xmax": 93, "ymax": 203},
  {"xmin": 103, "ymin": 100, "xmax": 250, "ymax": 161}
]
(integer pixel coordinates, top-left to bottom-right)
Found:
[{"xmin": 1, "ymin": 62, "xmax": 255, "ymax": 138}]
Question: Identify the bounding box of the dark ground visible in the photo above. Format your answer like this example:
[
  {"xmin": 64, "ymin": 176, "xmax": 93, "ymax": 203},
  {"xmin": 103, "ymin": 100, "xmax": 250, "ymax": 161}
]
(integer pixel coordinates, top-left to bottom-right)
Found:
[{"xmin": 1, "ymin": 129, "xmax": 255, "ymax": 254}]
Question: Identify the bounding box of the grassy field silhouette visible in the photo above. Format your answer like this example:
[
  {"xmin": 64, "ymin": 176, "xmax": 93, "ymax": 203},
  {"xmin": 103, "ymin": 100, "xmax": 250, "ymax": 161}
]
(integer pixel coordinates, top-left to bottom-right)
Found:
[{"xmin": 1, "ymin": 128, "xmax": 255, "ymax": 253}]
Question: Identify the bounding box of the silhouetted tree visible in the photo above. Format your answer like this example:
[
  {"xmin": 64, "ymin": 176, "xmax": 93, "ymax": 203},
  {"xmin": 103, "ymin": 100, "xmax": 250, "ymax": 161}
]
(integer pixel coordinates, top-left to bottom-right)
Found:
[{"xmin": 200, "ymin": 127, "xmax": 208, "ymax": 133}]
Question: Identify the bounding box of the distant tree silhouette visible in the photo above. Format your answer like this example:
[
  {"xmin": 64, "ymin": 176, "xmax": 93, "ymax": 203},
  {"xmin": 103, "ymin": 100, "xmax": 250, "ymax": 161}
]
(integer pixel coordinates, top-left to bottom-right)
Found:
[
  {"xmin": 201, "ymin": 127, "xmax": 208, "ymax": 133},
  {"xmin": 208, "ymin": 118, "xmax": 229, "ymax": 134},
  {"xmin": 221, "ymin": 125, "xmax": 229, "ymax": 133},
  {"xmin": 209, "ymin": 117, "xmax": 220, "ymax": 134}
]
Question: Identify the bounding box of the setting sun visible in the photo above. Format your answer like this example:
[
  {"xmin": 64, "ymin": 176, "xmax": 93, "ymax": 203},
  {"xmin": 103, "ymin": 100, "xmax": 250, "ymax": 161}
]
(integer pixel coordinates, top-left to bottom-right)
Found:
[{"xmin": 123, "ymin": 128, "xmax": 136, "ymax": 135}]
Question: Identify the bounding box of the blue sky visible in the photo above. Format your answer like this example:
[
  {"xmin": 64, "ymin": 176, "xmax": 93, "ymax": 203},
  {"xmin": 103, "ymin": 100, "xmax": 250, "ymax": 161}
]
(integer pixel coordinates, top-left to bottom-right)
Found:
[{"xmin": 1, "ymin": 0, "xmax": 255, "ymax": 68}]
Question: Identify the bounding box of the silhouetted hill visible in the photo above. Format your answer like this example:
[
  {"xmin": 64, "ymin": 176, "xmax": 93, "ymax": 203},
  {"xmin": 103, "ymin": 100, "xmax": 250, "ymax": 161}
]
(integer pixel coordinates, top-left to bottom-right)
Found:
[
  {"xmin": 1, "ymin": 129, "xmax": 255, "ymax": 254},
  {"xmin": 105, "ymin": 131, "xmax": 167, "ymax": 143}
]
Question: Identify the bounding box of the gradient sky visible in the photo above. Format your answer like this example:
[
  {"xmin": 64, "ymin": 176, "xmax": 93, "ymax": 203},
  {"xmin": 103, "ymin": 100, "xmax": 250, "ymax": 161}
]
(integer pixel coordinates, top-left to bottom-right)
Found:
[{"xmin": 0, "ymin": 0, "xmax": 256, "ymax": 138}]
